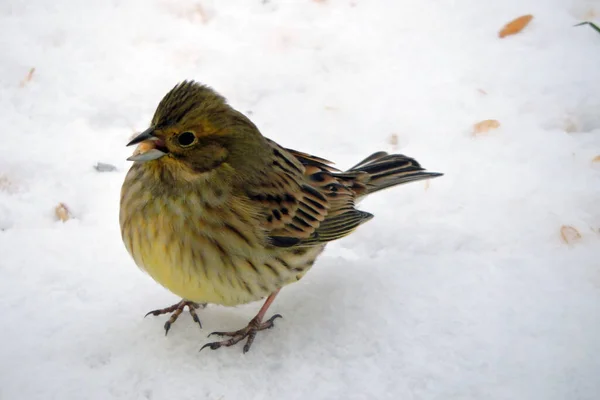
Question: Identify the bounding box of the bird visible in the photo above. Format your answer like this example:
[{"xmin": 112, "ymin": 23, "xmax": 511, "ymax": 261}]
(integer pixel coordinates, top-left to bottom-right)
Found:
[{"xmin": 119, "ymin": 80, "xmax": 442, "ymax": 353}]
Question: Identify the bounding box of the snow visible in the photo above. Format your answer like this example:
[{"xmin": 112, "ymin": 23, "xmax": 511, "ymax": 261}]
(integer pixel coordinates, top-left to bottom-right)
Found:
[{"xmin": 1, "ymin": 0, "xmax": 599, "ymax": 399}]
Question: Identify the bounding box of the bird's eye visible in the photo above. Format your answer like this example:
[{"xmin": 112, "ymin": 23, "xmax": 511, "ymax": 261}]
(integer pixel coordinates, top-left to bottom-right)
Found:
[{"xmin": 177, "ymin": 131, "xmax": 196, "ymax": 147}]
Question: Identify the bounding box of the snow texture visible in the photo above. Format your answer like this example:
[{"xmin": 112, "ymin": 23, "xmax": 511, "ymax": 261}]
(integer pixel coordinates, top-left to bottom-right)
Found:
[{"xmin": 1, "ymin": 0, "xmax": 599, "ymax": 399}]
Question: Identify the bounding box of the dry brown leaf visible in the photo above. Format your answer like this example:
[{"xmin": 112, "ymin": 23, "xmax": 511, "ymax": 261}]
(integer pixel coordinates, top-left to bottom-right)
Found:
[
  {"xmin": 473, "ymin": 119, "xmax": 500, "ymax": 135},
  {"xmin": 192, "ymin": 3, "xmax": 210, "ymax": 23},
  {"xmin": 55, "ymin": 203, "xmax": 71, "ymax": 222},
  {"xmin": 19, "ymin": 67, "xmax": 35, "ymax": 88},
  {"xmin": 592, "ymin": 155, "xmax": 600, "ymax": 163},
  {"xmin": 499, "ymin": 14, "xmax": 533, "ymax": 38},
  {"xmin": 560, "ymin": 225, "xmax": 581, "ymax": 244},
  {"xmin": 563, "ymin": 118, "xmax": 578, "ymax": 133},
  {"xmin": 162, "ymin": 1, "xmax": 211, "ymax": 24},
  {"xmin": 583, "ymin": 9, "xmax": 597, "ymax": 20},
  {"xmin": 0, "ymin": 175, "xmax": 17, "ymax": 193},
  {"xmin": 388, "ymin": 133, "xmax": 398, "ymax": 150}
]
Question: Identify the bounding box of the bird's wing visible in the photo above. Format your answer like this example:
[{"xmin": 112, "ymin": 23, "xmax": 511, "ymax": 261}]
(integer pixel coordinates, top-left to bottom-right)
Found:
[{"xmin": 245, "ymin": 140, "xmax": 373, "ymax": 247}]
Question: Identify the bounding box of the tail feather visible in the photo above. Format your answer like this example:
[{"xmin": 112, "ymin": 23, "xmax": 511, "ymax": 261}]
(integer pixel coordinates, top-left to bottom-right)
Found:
[
  {"xmin": 349, "ymin": 151, "xmax": 389, "ymax": 170},
  {"xmin": 348, "ymin": 152, "xmax": 443, "ymax": 196}
]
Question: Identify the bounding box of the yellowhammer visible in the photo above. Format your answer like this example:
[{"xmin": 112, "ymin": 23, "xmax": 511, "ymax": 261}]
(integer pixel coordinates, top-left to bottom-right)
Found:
[{"xmin": 120, "ymin": 81, "xmax": 442, "ymax": 353}]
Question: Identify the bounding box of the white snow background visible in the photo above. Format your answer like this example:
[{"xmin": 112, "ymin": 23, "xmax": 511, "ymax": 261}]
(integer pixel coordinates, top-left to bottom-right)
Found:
[{"xmin": 1, "ymin": 0, "xmax": 599, "ymax": 399}]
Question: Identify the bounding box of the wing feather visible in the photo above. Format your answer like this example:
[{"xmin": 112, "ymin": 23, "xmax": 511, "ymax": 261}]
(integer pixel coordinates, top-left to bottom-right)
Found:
[{"xmin": 247, "ymin": 140, "xmax": 372, "ymax": 248}]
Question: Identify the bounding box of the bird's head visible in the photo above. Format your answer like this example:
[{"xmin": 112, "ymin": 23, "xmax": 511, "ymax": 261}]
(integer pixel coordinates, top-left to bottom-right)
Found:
[{"xmin": 127, "ymin": 81, "xmax": 269, "ymax": 177}]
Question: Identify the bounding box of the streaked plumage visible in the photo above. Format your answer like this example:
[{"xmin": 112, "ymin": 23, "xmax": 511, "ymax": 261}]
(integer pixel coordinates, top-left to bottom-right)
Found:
[{"xmin": 120, "ymin": 81, "xmax": 442, "ymax": 352}]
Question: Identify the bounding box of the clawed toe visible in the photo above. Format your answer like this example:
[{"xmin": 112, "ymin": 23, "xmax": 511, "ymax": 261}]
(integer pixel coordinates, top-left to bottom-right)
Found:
[
  {"xmin": 200, "ymin": 314, "xmax": 283, "ymax": 353},
  {"xmin": 144, "ymin": 300, "xmax": 206, "ymax": 335}
]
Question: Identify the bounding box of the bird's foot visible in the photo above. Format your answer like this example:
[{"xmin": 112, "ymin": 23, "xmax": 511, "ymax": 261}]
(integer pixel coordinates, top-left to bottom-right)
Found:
[
  {"xmin": 144, "ymin": 300, "xmax": 206, "ymax": 335},
  {"xmin": 200, "ymin": 314, "xmax": 283, "ymax": 353}
]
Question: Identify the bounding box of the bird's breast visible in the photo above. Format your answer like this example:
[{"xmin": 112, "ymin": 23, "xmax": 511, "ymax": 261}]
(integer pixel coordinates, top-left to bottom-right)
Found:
[{"xmin": 119, "ymin": 169, "xmax": 323, "ymax": 306}]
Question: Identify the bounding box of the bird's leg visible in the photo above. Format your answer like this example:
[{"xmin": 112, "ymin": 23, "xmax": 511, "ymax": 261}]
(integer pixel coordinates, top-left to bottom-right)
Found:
[
  {"xmin": 200, "ymin": 289, "xmax": 283, "ymax": 353},
  {"xmin": 145, "ymin": 299, "xmax": 206, "ymax": 335}
]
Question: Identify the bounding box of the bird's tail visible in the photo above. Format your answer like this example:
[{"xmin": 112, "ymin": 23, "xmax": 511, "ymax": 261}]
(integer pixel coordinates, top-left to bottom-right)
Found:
[{"xmin": 347, "ymin": 151, "xmax": 443, "ymax": 196}]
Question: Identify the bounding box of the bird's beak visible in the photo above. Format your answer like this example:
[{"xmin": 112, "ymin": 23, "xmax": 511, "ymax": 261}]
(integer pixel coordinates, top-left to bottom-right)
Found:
[
  {"xmin": 126, "ymin": 127, "xmax": 168, "ymax": 162},
  {"xmin": 127, "ymin": 127, "xmax": 157, "ymax": 146}
]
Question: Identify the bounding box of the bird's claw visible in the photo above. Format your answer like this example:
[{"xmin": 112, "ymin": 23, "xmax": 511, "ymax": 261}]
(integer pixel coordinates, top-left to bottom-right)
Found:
[
  {"xmin": 200, "ymin": 314, "xmax": 283, "ymax": 353},
  {"xmin": 144, "ymin": 300, "xmax": 206, "ymax": 335}
]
